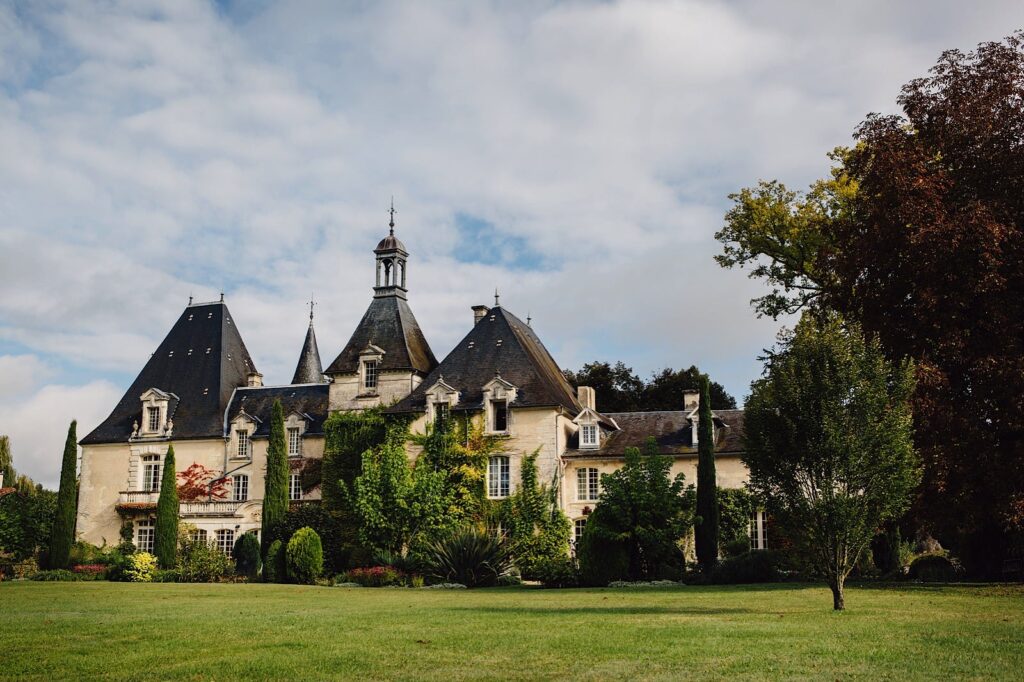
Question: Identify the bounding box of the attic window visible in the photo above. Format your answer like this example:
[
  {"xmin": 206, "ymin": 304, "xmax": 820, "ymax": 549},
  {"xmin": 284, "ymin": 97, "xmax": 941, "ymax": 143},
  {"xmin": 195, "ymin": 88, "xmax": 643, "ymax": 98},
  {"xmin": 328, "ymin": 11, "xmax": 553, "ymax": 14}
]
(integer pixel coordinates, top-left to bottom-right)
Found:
[
  {"xmin": 168, "ymin": 351, "xmax": 174, "ymax": 357},
  {"xmin": 491, "ymin": 399, "xmax": 508, "ymax": 433},
  {"xmin": 496, "ymin": 340, "xmax": 503, "ymax": 347},
  {"xmin": 363, "ymin": 360, "xmax": 379, "ymax": 390},
  {"xmin": 203, "ymin": 388, "xmax": 209, "ymax": 395},
  {"xmin": 147, "ymin": 407, "xmax": 161, "ymax": 432},
  {"xmin": 188, "ymin": 349, "xmax": 192, "ymax": 356},
  {"xmin": 208, "ymin": 312, "xmax": 213, "ymax": 319},
  {"xmin": 580, "ymin": 424, "xmax": 598, "ymax": 448},
  {"xmin": 188, "ymin": 314, "xmax": 193, "ymax": 321},
  {"xmin": 206, "ymin": 348, "xmax": 211, "ymax": 354}
]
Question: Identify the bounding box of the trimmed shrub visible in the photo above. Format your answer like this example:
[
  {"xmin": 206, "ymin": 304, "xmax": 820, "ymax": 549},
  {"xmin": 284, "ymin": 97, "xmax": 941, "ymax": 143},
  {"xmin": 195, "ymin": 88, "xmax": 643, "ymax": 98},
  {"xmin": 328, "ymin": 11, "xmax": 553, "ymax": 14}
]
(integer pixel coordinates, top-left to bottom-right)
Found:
[
  {"xmin": 909, "ymin": 553, "xmax": 960, "ymax": 582},
  {"xmin": 265, "ymin": 540, "xmax": 286, "ymax": 583},
  {"xmin": 421, "ymin": 526, "xmax": 512, "ymax": 588},
  {"xmin": 286, "ymin": 527, "xmax": 324, "ymax": 585},
  {"xmin": 534, "ymin": 555, "xmax": 580, "ymax": 588},
  {"xmin": 29, "ymin": 569, "xmax": 81, "ymax": 581},
  {"xmin": 233, "ymin": 533, "xmax": 262, "ymax": 579},
  {"xmin": 712, "ymin": 550, "xmax": 781, "ymax": 584},
  {"xmin": 339, "ymin": 566, "xmax": 406, "ymax": 587},
  {"xmin": 152, "ymin": 569, "xmax": 180, "ymax": 583},
  {"xmin": 124, "ymin": 552, "xmax": 158, "ymax": 582},
  {"xmin": 176, "ymin": 539, "xmax": 232, "ymax": 583}
]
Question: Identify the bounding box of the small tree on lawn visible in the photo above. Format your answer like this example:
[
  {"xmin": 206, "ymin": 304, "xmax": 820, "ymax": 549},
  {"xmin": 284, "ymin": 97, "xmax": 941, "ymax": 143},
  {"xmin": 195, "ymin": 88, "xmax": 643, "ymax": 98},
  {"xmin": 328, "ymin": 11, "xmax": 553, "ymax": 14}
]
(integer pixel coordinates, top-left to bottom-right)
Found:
[
  {"xmin": 694, "ymin": 374, "xmax": 719, "ymax": 570},
  {"xmin": 48, "ymin": 420, "xmax": 78, "ymax": 569},
  {"xmin": 262, "ymin": 399, "xmax": 289, "ymax": 564},
  {"xmin": 286, "ymin": 526, "xmax": 324, "ymax": 584},
  {"xmin": 744, "ymin": 312, "xmax": 919, "ymax": 610},
  {"xmin": 233, "ymin": 532, "xmax": 262, "ymax": 579},
  {"xmin": 154, "ymin": 443, "xmax": 179, "ymax": 568}
]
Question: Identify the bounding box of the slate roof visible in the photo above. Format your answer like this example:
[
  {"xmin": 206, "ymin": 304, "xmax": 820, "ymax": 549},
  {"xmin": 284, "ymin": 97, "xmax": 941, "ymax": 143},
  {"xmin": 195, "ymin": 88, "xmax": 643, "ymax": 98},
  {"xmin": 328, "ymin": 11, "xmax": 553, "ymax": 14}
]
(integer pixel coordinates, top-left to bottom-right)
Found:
[
  {"xmin": 291, "ymin": 321, "xmax": 325, "ymax": 385},
  {"xmin": 388, "ymin": 306, "xmax": 582, "ymax": 414},
  {"xmin": 325, "ymin": 295, "xmax": 437, "ymax": 375},
  {"xmin": 80, "ymin": 302, "xmax": 257, "ymax": 445},
  {"xmin": 225, "ymin": 383, "xmax": 330, "ymax": 437},
  {"xmin": 563, "ymin": 409, "xmax": 746, "ymax": 458}
]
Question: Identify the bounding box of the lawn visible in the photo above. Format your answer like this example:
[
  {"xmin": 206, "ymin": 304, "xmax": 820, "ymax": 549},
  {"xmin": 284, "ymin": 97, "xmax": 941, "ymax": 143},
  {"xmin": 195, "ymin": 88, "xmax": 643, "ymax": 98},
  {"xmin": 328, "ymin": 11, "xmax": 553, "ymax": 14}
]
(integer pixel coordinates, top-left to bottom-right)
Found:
[{"xmin": 1, "ymin": 582, "xmax": 1021, "ymax": 680}]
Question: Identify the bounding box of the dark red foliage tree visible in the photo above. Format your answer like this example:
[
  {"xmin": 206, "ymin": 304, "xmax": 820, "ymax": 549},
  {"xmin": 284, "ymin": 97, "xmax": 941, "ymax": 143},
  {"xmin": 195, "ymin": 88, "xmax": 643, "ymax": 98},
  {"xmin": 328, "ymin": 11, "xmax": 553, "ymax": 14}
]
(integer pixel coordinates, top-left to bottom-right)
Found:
[{"xmin": 177, "ymin": 463, "xmax": 229, "ymax": 502}]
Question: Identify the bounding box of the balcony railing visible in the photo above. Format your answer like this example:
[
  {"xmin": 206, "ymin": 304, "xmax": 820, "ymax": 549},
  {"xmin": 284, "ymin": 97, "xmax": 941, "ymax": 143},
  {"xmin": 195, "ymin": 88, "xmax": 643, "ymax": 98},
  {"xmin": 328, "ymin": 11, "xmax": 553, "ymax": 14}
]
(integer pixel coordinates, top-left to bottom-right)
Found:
[
  {"xmin": 118, "ymin": 490, "xmax": 159, "ymax": 505},
  {"xmin": 180, "ymin": 500, "xmax": 244, "ymax": 517}
]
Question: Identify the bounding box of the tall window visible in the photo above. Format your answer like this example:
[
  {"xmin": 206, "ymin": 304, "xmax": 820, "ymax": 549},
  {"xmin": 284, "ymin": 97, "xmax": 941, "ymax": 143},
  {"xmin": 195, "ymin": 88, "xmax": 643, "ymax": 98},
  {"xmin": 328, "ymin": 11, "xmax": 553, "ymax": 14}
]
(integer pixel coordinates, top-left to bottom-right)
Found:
[
  {"xmin": 216, "ymin": 529, "xmax": 235, "ymax": 557},
  {"xmin": 147, "ymin": 407, "xmax": 160, "ymax": 432},
  {"xmin": 236, "ymin": 430, "xmax": 250, "ymax": 459},
  {"xmin": 136, "ymin": 519, "xmax": 155, "ymax": 553},
  {"xmin": 363, "ymin": 360, "xmax": 378, "ymax": 390},
  {"xmin": 574, "ymin": 518, "xmax": 587, "ymax": 545},
  {"xmin": 491, "ymin": 400, "xmax": 508, "ymax": 432},
  {"xmin": 142, "ymin": 455, "xmax": 161, "ymax": 492},
  {"xmin": 576, "ymin": 467, "xmax": 600, "ymax": 502},
  {"xmin": 190, "ymin": 528, "xmax": 208, "ymax": 545},
  {"xmin": 434, "ymin": 402, "xmax": 449, "ymax": 429},
  {"xmin": 233, "ymin": 474, "xmax": 249, "ymax": 502},
  {"xmin": 488, "ymin": 455, "xmax": 510, "ymax": 498},
  {"xmin": 749, "ymin": 510, "xmax": 768, "ymax": 550},
  {"xmin": 289, "ymin": 474, "xmax": 302, "ymax": 501},
  {"xmin": 580, "ymin": 424, "xmax": 598, "ymax": 448},
  {"xmin": 288, "ymin": 427, "xmax": 301, "ymax": 457}
]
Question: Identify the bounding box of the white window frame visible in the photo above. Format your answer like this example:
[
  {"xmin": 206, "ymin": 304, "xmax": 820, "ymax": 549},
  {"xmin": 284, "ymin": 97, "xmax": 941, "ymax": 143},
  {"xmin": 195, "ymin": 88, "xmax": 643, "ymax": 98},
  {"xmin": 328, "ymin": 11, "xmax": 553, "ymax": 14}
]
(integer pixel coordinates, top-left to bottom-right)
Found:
[
  {"xmin": 136, "ymin": 519, "xmax": 155, "ymax": 553},
  {"xmin": 580, "ymin": 424, "xmax": 598, "ymax": 448},
  {"xmin": 576, "ymin": 467, "xmax": 600, "ymax": 502},
  {"xmin": 433, "ymin": 401, "xmax": 450, "ymax": 428},
  {"xmin": 287, "ymin": 427, "xmax": 301, "ymax": 458},
  {"xmin": 749, "ymin": 510, "xmax": 768, "ymax": 550},
  {"xmin": 487, "ymin": 455, "xmax": 510, "ymax": 499},
  {"xmin": 236, "ymin": 429, "xmax": 251, "ymax": 460},
  {"xmin": 490, "ymin": 399, "xmax": 509, "ymax": 434},
  {"xmin": 190, "ymin": 528, "xmax": 208, "ymax": 545},
  {"xmin": 141, "ymin": 455, "xmax": 161, "ymax": 492},
  {"xmin": 233, "ymin": 474, "xmax": 249, "ymax": 502},
  {"xmin": 363, "ymin": 359, "xmax": 379, "ymax": 390},
  {"xmin": 147, "ymin": 406, "xmax": 161, "ymax": 433},
  {"xmin": 216, "ymin": 529, "xmax": 235, "ymax": 557},
  {"xmin": 573, "ymin": 518, "xmax": 587, "ymax": 545},
  {"xmin": 289, "ymin": 473, "xmax": 302, "ymax": 501}
]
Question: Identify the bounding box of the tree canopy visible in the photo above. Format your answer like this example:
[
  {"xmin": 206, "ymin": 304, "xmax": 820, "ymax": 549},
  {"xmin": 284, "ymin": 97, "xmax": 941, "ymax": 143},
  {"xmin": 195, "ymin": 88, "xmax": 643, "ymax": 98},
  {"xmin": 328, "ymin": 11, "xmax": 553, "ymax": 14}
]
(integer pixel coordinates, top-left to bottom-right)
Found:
[{"xmin": 564, "ymin": 362, "xmax": 737, "ymax": 411}]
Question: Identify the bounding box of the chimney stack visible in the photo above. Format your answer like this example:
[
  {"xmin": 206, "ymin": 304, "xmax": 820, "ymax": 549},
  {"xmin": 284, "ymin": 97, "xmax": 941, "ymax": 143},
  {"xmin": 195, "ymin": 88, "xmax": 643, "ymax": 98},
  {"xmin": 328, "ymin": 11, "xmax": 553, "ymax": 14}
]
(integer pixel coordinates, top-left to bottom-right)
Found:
[
  {"xmin": 472, "ymin": 305, "xmax": 490, "ymax": 326},
  {"xmin": 577, "ymin": 386, "xmax": 596, "ymax": 411},
  {"xmin": 247, "ymin": 372, "xmax": 264, "ymax": 387},
  {"xmin": 683, "ymin": 389, "xmax": 700, "ymax": 412}
]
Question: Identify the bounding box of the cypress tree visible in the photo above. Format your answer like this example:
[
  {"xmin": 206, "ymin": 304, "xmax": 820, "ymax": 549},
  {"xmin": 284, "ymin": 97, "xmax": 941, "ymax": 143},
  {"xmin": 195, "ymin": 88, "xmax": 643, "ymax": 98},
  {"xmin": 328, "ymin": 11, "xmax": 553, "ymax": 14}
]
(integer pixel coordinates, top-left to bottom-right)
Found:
[
  {"xmin": 262, "ymin": 399, "xmax": 289, "ymax": 563},
  {"xmin": 48, "ymin": 420, "xmax": 78, "ymax": 569},
  {"xmin": 154, "ymin": 443, "xmax": 179, "ymax": 567},
  {"xmin": 694, "ymin": 375, "xmax": 719, "ymax": 570}
]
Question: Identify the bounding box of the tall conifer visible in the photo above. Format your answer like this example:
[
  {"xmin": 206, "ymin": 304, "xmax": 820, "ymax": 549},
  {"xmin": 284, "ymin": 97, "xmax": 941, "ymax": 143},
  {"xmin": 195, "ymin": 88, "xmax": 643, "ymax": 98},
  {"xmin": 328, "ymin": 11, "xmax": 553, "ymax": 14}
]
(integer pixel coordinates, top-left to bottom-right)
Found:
[
  {"xmin": 694, "ymin": 375, "xmax": 719, "ymax": 569},
  {"xmin": 48, "ymin": 420, "xmax": 78, "ymax": 569},
  {"xmin": 154, "ymin": 443, "xmax": 179, "ymax": 567},
  {"xmin": 262, "ymin": 399, "xmax": 289, "ymax": 562}
]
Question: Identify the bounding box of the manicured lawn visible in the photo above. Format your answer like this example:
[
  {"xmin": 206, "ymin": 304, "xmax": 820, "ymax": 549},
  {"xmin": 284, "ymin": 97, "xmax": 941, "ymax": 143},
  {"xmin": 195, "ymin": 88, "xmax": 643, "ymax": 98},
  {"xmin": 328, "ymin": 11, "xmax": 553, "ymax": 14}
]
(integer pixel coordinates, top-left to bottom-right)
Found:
[{"xmin": 1, "ymin": 582, "xmax": 1021, "ymax": 680}]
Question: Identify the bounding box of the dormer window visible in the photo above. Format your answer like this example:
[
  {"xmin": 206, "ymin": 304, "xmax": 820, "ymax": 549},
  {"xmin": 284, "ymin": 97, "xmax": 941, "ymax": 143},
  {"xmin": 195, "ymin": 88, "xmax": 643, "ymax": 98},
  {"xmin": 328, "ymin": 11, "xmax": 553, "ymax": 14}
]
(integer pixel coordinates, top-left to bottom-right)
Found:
[
  {"xmin": 425, "ymin": 377, "xmax": 460, "ymax": 431},
  {"xmin": 491, "ymin": 399, "xmax": 508, "ymax": 432},
  {"xmin": 237, "ymin": 430, "xmax": 251, "ymax": 459},
  {"xmin": 580, "ymin": 424, "xmax": 598, "ymax": 448},
  {"xmin": 482, "ymin": 375, "xmax": 517, "ymax": 435},
  {"xmin": 137, "ymin": 388, "xmax": 174, "ymax": 438},
  {"xmin": 147, "ymin": 407, "xmax": 161, "ymax": 433},
  {"xmin": 434, "ymin": 402, "xmax": 450, "ymax": 428},
  {"xmin": 288, "ymin": 427, "xmax": 301, "ymax": 457},
  {"xmin": 363, "ymin": 360, "xmax": 378, "ymax": 390}
]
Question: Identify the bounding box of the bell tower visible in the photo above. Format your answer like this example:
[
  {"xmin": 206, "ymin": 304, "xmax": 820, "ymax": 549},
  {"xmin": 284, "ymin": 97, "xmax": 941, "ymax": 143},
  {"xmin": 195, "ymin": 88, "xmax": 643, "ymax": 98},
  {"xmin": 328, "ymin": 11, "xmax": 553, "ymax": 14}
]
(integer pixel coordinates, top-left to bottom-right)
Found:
[{"xmin": 374, "ymin": 200, "xmax": 408, "ymax": 299}]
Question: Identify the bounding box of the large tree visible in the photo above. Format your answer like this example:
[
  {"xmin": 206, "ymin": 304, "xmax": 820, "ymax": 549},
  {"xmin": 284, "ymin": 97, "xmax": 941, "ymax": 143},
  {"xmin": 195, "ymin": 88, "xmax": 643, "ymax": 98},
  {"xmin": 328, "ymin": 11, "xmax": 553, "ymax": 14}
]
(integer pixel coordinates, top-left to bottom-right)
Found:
[
  {"xmin": 154, "ymin": 444, "xmax": 179, "ymax": 567},
  {"xmin": 48, "ymin": 420, "xmax": 78, "ymax": 569},
  {"xmin": 717, "ymin": 32, "xmax": 1024, "ymax": 576},
  {"xmin": 694, "ymin": 375, "xmax": 719, "ymax": 569},
  {"xmin": 644, "ymin": 366, "xmax": 737, "ymax": 410},
  {"xmin": 261, "ymin": 399, "xmax": 289, "ymax": 562},
  {"xmin": 744, "ymin": 313, "xmax": 919, "ymax": 610},
  {"xmin": 564, "ymin": 362, "xmax": 737, "ymax": 412}
]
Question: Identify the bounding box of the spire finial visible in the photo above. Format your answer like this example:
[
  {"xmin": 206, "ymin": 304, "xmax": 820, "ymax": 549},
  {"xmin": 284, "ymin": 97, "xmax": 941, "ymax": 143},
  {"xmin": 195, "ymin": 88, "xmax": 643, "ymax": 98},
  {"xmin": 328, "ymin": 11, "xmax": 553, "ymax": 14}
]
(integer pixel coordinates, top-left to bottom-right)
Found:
[
  {"xmin": 388, "ymin": 197, "xmax": 396, "ymax": 235},
  {"xmin": 188, "ymin": 294, "xmax": 193, "ymax": 305},
  {"xmin": 527, "ymin": 312, "xmax": 531, "ymax": 326},
  {"xmin": 308, "ymin": 294, "xmax": 316, "ymax": 324},
  {"xmin": 494, "ymin": 288, "xmax": 500, "ymax": 307},
  {"xmin": 220, "ymin": 291, "xmax": 224, "ymax": 302}
]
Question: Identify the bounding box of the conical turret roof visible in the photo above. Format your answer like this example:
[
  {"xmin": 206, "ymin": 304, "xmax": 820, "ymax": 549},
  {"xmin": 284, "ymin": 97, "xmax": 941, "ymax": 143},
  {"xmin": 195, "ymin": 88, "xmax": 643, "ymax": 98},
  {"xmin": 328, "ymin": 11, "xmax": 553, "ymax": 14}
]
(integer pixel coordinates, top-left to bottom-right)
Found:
[{"xmin": 292, "ymin": 320, "xmax": 325, "ymax": 384}]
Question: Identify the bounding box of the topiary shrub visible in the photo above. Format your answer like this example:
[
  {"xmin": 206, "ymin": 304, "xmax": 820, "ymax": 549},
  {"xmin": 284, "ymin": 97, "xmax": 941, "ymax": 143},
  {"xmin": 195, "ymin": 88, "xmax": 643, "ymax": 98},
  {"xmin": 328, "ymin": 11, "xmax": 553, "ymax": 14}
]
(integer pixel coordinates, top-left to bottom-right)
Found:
[
  {"xmin": 712, "ymin": 550, "xmax": 782, "ymax": 584},
  {"xmin": 909, "ymin": 553, "xmax": 959, "ymax": 582},
  {"xmin": 265, "ymin": 540, "xmax": 286, "ymax": 583},
  {"xmin": 421, "ymin": 526, "xmax": 512, "ymax": 588},
  {"xmin": 286, "ymin": 527, "xmax": 324, "ymax": 585},
  {"xmin": 233, "ymin": 533, "xmax": 262, "ymax": 580},
  {"xmin": 534, "ymin": 555, "xmax": 580, "ymax": 588}
]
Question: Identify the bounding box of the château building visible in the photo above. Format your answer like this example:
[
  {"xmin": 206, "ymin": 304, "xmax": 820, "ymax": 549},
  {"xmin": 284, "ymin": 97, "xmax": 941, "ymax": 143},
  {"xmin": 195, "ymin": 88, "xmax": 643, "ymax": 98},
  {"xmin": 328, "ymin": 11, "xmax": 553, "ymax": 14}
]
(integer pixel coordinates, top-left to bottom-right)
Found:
[{"xmin": 76, "ymin": 214, "xmax": 762, "ymax": 555}]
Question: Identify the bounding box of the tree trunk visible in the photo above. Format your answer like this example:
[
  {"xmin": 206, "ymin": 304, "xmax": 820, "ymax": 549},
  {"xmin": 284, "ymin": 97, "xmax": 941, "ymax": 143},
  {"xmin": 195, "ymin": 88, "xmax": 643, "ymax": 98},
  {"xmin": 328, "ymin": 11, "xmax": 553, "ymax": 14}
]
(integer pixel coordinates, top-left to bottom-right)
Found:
[{"xmin": 830, "ymin": 575, "xmax": 845, "ymax": 611}]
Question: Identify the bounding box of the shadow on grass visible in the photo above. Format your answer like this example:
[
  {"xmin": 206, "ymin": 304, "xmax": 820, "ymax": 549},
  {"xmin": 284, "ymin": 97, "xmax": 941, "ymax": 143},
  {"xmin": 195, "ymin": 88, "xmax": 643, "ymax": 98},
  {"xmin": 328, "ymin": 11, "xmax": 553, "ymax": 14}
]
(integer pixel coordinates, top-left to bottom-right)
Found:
[{"xmin": 447, "ymin": 605, "xmax": 754, "ymax": 616}]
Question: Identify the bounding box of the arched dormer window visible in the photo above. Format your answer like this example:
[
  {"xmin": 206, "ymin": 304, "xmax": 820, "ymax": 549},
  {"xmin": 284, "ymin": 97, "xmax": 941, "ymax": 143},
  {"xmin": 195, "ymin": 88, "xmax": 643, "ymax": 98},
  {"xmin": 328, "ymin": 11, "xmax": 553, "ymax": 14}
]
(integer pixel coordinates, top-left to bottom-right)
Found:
[
  {"xmin": 136, "ymin": 388, "xmax": 176, "ymax": 439},
  {"xmin": 482, "ymin": 375, "xmax": 517, "ymax": 435}
]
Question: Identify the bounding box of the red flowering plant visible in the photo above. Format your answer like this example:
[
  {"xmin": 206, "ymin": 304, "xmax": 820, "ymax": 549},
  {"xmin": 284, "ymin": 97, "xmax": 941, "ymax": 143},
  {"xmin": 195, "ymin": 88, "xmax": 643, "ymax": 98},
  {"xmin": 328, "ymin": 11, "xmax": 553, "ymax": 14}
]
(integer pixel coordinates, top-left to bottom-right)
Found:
[
  {"xmin": 177, "ymin": 463, "xmax": 229, "ymax": 502},
  {"xmin": 71, "ymin": 564, "xmax": 107, "ymax": 579},
  {"xmin": 339, "ymin": 566, "xmax": 407, "ymax": 587}
]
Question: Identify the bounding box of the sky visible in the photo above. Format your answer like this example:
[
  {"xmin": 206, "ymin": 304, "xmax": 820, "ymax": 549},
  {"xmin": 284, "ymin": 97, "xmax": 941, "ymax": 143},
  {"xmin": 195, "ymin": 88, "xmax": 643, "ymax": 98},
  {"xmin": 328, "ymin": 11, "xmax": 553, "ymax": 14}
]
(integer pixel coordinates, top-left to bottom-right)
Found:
[{"xmin": 2, "ymin": 0, "xmax": 1022, "ymax": 488}]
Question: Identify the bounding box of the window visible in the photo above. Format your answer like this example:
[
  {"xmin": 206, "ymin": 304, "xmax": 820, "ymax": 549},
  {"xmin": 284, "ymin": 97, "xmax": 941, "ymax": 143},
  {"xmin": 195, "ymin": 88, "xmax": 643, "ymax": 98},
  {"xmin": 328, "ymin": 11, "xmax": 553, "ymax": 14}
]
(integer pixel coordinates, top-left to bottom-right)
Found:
[
  {"xmin": 574, "ymin": 518, "xmax": 587, "ymax": 545},
  {"xmin": 142, "ymin": 455, "xmax": 161, "ymax": 492},
  {"xmin": 288, "ymin": 428, "xmax": 301, "ymax": 457},
  {"xmin": 190, "ymin": 528, "xmax": 208, "ymax": 545},
  {"xmin": 236, "ymin": 430, "xmax": 250, "ymax": 459},
  {"xmin": 289, "ymin": 474, "xmax": 302, "ymax": 501},
  {"xmin": 363, "ymin": 360, "xmax": 378, "ymax": 390},
  {"xmin": 580, "ymin": 424, "xmax": 598, "ymax": 448},
  {"xmin": 216, "ymin": 529, "xmax": 235, "ymax": 557},
  {"xmin": 749, "ymin": 510, "xmax": 768, "ymax": 550},
  {"xmin": 491, "ymin": 400, "xmax": 508, "ymax": 432},
  {"xmin": 136, "ymin": 519, "xmax": 155, "ymax": 553},
  {"xmin": 147, "ymin": 407, "xmax": 160, "ymax": 432},
  {"xmin": 487, "ymin": 456, "xmax": 510, "ymax": 498},
  {"xmin": 434, "ymin": 402, "xmax": 449, "ymax": 429},
  {"xmin": 233, "ymin": 474, "xmax": 249, "ymax": 502},
  {"xmin": 576, "ymin": 467, "xmax": 600, "ymax": 502}
]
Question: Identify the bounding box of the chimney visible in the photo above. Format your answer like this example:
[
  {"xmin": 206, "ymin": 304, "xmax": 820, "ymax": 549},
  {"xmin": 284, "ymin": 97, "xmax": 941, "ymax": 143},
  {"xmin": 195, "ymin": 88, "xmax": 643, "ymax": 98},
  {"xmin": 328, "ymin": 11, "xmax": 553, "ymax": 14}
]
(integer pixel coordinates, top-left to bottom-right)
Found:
[
  {"xmin": 683, "ymin": 389, "xmax": 700, "ymax": 412},
  {"xmin": 472, "ymin": 305, "xmax": 490, "ymax": 326},
  {"xmin": 577, "ymin": 386, "xmax": 596, "ymax": 411},
  {"xmin": 247, "ymin": 372, "xmax": 264, "ymax": 387}
]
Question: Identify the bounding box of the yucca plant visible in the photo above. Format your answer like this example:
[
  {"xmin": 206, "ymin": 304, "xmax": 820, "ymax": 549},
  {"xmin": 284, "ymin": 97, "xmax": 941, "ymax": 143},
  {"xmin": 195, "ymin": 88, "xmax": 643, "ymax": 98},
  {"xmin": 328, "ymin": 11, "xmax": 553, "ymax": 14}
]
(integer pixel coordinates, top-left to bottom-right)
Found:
[{"xmin": 422, "ymin": 526, "xmax": 512, "ymax": 587}]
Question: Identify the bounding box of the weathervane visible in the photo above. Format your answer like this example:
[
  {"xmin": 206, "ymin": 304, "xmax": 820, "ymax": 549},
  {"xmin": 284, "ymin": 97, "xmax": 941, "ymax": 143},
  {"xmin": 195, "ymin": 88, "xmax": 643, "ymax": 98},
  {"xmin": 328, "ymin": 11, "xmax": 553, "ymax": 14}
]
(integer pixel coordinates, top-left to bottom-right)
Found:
[
  {"xmin": 389, "ymin": 197, "xmax": 396, "ymax": 235},
  {"xmin": 308, "ymin": 294, "xmax": 317, "ymax": 323},
  {"xmin": 494, "ymin": 288, "xmax": 500, "ymax": 307}
]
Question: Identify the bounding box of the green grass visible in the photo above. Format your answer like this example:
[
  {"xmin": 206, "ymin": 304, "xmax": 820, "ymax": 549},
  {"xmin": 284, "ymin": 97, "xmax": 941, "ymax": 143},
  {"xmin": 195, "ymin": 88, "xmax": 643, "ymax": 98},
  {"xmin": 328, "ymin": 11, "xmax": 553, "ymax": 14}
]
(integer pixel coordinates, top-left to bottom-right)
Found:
[{"xmin": 1, "ymin": 582, "xmax": 1022, "ymax": 680}]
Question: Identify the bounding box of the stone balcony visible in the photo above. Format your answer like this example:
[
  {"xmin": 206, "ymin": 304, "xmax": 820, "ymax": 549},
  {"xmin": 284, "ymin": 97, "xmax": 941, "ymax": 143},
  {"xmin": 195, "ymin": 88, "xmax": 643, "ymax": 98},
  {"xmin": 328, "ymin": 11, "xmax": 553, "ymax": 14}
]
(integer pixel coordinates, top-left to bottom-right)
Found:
[{"xmin": 116, "ymin": 491, "xmax": 245, "ymax": 518}]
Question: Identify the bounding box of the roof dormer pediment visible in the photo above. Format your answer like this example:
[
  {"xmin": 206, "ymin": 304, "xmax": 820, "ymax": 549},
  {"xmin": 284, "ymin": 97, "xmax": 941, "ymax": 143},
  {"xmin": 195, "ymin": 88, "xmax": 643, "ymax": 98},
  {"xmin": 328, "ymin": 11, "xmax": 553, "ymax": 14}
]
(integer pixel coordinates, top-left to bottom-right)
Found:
[
  {"xmin": 232, "ymin": 409, "xmax": 261, "ymax": 426},
  {"xmin": 360, "ymin": 343, "xmax": 386, "ymax": 357},
  {"xmin": 140, "ymin": 387, "xmax": 173, "ymax": 402},
  {"xmin": 483, "ymin": 374, "xmax": 517, "ymax": 402}
]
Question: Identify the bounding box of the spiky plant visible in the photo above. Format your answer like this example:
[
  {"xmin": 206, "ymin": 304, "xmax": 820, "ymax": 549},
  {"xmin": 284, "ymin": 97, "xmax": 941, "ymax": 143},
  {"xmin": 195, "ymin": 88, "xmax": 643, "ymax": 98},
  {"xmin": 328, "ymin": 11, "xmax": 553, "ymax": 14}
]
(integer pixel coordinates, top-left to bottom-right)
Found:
[{"xmin": 421, "ymin": 526, "xmax": 512, "ymax": 587}]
